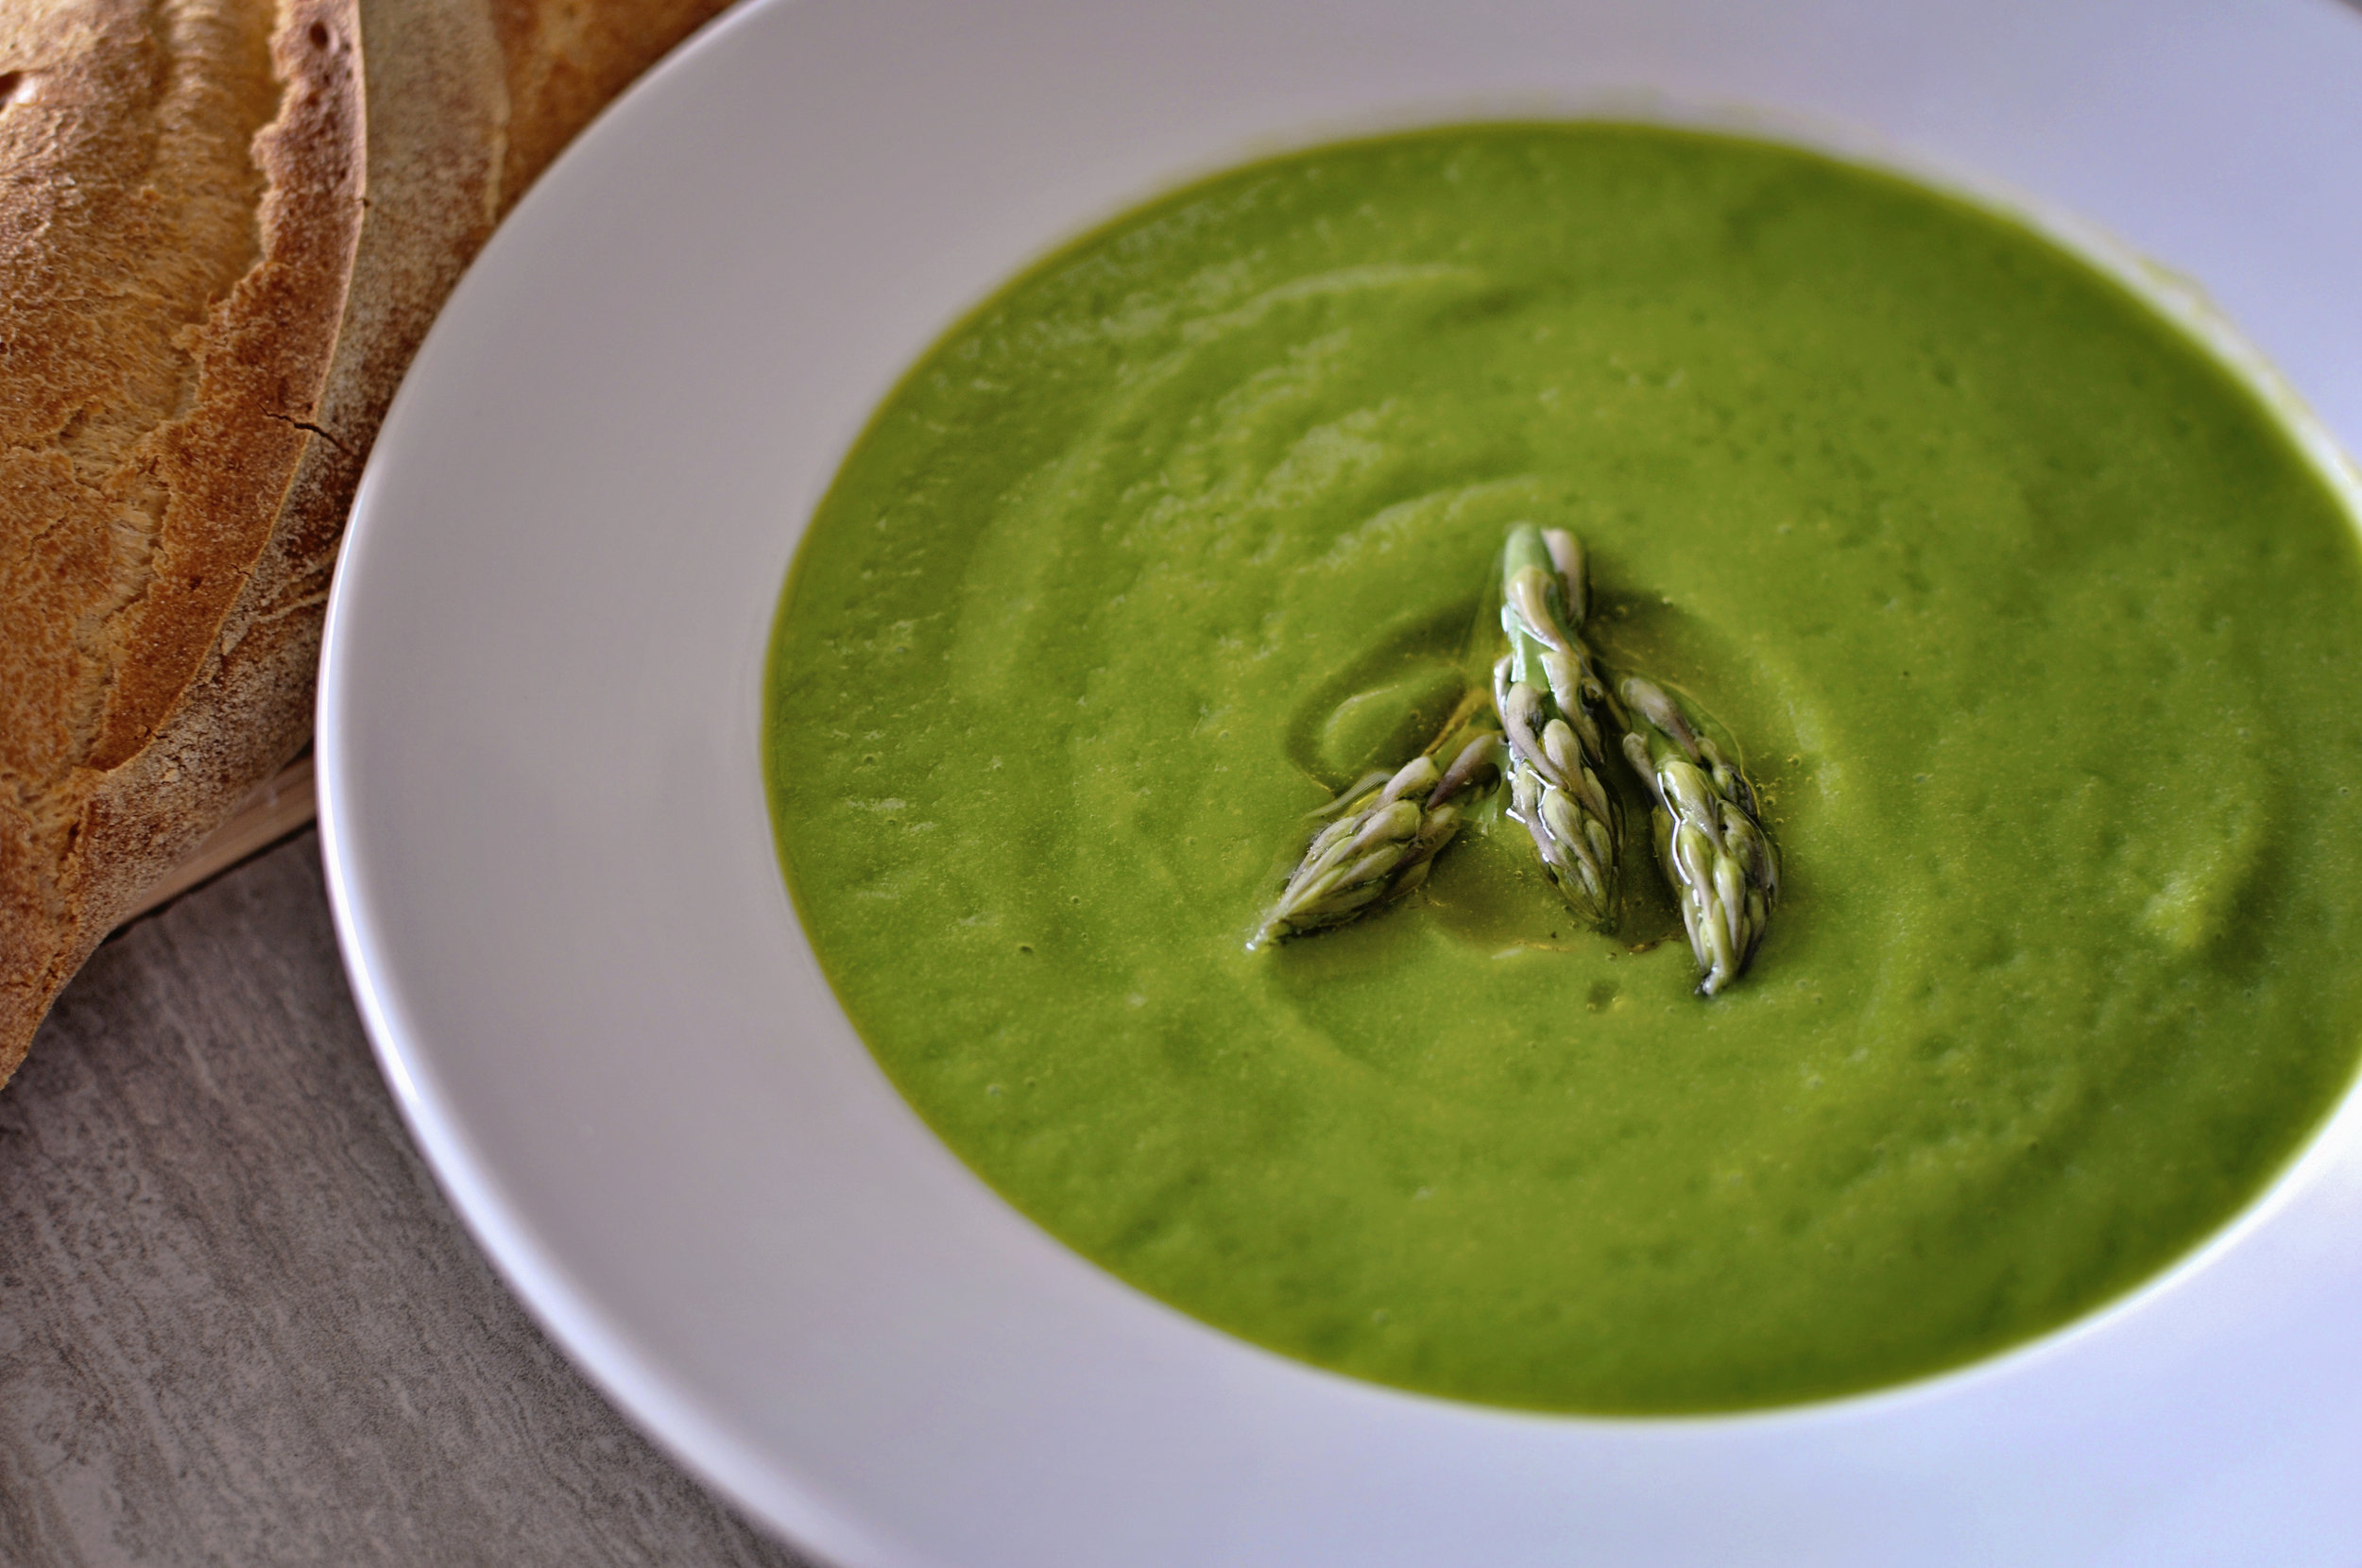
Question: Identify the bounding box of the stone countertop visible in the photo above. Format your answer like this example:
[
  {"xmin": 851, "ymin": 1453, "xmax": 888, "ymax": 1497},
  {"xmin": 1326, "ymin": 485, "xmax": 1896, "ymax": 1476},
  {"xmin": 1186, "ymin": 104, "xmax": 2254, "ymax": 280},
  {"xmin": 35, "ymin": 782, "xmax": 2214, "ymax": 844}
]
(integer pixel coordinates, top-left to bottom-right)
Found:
[{"xmin": 0, "ymin": 832, "xmax": 814, "ymax": 1567}]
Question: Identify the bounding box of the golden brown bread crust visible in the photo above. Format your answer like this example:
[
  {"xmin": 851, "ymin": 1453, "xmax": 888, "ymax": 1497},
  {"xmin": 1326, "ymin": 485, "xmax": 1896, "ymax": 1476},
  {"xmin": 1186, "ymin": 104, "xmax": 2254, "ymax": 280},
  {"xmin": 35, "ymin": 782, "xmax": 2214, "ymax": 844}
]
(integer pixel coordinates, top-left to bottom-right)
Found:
[
  {"xmin": 1, "ymin": 0, "xmax": 730, "ymax": 1091},
  {"xmin": 488, "ymin": 0, "xmax": 728, "ymax": 216},
  {"xmin": 0, "ymin": 0, "xmax": 367, "ymax": 1084}
]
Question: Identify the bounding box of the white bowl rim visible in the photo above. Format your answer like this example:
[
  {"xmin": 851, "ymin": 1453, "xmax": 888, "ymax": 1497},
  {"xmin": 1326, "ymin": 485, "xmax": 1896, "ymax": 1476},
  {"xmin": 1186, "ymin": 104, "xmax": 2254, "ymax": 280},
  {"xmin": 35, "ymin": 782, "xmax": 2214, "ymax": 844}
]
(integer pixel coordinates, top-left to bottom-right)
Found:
[{"xmin": 318, "ymin": 2, "xmax": 2362, "ymax": 1563}]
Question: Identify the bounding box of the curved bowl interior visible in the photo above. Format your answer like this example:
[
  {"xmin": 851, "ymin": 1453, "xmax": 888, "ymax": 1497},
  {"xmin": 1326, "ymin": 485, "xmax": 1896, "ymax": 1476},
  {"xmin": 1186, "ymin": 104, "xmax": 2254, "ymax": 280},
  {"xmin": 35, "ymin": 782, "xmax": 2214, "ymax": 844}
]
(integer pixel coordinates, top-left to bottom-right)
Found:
[{"xmin": 317, "ymin": 1, "xmax": 2362, "ymax": 1564}]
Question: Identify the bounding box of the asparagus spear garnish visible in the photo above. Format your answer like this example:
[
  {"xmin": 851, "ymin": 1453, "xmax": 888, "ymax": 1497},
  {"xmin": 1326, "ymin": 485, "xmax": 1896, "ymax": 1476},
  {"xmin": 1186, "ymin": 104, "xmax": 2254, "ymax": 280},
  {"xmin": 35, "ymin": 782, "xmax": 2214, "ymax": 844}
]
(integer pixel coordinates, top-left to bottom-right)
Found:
[
  {"xmin": 1495, "ymin": 524, "xmax": 1625, "ymax": 926},
  {"xmin": 1617, "ymin": 675, "xmax": 1779, "ymax": 995},
  {"xmin": 1249, "ymin": 723, "xmax": 1502, "ymax": 950}
]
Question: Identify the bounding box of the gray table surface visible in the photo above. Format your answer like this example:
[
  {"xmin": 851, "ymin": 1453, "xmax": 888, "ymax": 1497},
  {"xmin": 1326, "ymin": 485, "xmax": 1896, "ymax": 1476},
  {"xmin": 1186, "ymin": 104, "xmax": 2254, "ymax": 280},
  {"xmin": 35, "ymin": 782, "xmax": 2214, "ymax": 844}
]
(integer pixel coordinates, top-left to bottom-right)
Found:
[{"xmin": 0, "ymin": 832, "xmax": 818, "ymax": 1567}]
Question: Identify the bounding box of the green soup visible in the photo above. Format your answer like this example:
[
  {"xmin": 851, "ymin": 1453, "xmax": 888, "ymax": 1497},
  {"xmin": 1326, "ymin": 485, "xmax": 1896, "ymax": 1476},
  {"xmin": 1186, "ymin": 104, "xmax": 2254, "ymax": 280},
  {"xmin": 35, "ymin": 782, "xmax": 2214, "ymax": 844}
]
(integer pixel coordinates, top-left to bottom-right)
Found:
[{"xmin": 763, "ymin": 125, "xmax": 2362, "ymax": 1412}]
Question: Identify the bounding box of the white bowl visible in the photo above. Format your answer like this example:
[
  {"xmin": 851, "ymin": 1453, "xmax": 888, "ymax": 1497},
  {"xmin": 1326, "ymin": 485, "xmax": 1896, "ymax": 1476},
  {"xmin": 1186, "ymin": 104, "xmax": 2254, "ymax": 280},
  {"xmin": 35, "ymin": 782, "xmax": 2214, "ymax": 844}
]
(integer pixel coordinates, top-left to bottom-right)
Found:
[{"xmin": 317, "ymin": 2, "xmax": 2362, "ymax": 1562}]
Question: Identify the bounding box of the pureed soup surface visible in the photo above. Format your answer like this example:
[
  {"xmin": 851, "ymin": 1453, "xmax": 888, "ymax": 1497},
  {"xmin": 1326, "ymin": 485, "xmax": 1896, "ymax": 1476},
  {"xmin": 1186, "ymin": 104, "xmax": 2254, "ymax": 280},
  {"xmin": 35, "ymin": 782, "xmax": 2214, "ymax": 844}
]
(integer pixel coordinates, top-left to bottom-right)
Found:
[{"xmin": 764, "ymin": 125, "xmax": 2362, "ymax": 1411}]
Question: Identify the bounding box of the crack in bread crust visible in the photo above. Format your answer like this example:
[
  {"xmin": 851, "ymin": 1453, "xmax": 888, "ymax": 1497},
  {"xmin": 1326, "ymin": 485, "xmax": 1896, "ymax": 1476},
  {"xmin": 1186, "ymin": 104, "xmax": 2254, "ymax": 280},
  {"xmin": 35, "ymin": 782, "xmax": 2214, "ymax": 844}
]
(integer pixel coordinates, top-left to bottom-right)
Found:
[
  {"xmin": 0, "ymin": 0, "xmax": 364, "ymax": 1082},
  {"xmin": 0, "ymin": 0, "xmax": 283, "ymax": 798}
]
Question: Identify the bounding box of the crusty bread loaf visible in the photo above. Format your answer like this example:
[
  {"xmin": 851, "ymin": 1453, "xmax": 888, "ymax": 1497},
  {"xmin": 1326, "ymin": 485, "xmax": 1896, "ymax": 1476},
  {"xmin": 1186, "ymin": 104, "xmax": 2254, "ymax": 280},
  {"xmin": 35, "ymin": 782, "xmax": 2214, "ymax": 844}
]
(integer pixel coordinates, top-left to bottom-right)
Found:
[
  {"xmin": 0, "ymin": 0, "xmax": 727, "ymax": 1090},
  {"xmin": 0, "ymin": 0, "xmax": 372, "ymax": 1087}
]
